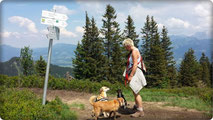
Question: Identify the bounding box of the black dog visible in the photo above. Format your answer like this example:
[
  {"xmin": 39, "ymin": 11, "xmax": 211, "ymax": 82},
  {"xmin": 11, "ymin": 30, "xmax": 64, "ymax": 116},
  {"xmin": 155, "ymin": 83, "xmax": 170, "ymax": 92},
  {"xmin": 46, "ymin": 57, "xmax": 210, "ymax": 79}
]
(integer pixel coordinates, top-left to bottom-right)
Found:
[{"xmin": 117, "ymin": 89, "xmax": 127, "ymax": 109}]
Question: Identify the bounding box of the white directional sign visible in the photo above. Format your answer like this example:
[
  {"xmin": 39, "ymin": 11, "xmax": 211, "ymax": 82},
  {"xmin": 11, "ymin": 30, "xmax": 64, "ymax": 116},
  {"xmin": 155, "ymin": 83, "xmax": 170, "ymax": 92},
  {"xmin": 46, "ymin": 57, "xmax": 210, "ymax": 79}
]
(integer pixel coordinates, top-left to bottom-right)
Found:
[
  {"xmin": 42, "ymin": 10, "xmax": 68, "ymax": 21},
  {"xmin": 41, "ymin": 10, "xmax": 68, "ymax": 28},
  {"xmin": 42, "ymin": 10, "xmax": 55, "ymax": 19},
  {"xmin": 41, "ymin": 17, "xmax": 68, "ymax": 27}
]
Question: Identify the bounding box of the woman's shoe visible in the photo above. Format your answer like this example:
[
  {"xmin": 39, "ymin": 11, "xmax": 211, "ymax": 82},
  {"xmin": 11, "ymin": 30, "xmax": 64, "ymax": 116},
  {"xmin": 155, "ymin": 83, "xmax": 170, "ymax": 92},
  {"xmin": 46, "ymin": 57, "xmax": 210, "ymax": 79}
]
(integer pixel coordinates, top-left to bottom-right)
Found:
[
  {"xmin": 133, "ymin": 104, "xmax": 137, "ymax": 110},
  {"xmin": 130, "ymin": 110, "xmax": 144, "ymax": 117}
]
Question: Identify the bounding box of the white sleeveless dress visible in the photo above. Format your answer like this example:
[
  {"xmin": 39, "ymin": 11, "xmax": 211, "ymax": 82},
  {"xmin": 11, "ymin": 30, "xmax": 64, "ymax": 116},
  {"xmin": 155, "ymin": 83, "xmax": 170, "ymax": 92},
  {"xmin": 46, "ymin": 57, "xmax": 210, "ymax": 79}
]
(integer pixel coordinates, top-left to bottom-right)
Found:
[{"xmin": 123, "ymin": 48, "xmax": 147, "ymax": 94}]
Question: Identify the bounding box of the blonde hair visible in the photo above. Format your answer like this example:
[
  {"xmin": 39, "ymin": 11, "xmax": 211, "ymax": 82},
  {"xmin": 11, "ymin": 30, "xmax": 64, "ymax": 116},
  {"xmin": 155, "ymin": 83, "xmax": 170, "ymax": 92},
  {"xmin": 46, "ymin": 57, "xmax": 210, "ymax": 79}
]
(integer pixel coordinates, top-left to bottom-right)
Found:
[{"xmin": 122, "ymin": 38, "xmax": 134, "ymax": 47}]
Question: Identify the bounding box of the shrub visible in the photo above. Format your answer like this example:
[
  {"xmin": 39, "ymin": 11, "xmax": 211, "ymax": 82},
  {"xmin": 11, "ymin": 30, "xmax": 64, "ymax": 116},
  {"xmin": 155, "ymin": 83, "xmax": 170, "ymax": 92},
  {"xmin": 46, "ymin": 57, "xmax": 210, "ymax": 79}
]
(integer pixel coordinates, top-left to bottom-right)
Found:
[
  {"xmin": 0, "ymin": 87, "xmax": 77, "ymax": 120},
  {"xmin": 0, "ymin": 74, "xmax": 8, "ymax": 86}
]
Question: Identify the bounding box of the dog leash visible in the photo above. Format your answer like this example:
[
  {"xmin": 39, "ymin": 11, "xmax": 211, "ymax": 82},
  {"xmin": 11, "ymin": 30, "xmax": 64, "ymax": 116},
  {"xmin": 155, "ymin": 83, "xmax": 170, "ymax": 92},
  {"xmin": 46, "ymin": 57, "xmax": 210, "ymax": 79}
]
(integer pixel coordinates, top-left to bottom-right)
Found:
[
  {"xmin": 125, "ymin": 53, "xmax": 142, "ymax": 86},
  {"xmin": 116, "ymin": 99, "xmax": 122, "ymax": 106}
]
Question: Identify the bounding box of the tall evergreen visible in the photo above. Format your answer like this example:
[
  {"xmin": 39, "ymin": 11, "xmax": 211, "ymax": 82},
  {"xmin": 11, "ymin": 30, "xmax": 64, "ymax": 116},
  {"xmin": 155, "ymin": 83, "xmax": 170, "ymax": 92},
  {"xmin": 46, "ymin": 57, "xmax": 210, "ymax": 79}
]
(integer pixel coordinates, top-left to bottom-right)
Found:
[
  {"xmin": 179, "ymin": 48, "xmax": 200, "ymax": 87},
  {"xmin": 73, "ymin": 12, "xmax": 92, "ymax": 79},
  {"xmin": 141, "ymin": 15, "xmax": 151, "ymax": 62},
  {"xmin": 73, "ymin": 12, "xmax": 106, "ymax": 82},
  {"xmin": 123, "ymin": 15, "xmax": 139, "ymax": 48},
  {"xmin": 20, "ymin": 46, "xmax": 34, "ymax": 76},
  {"xmin": 199, "ymin": 52, "xmax": 211, "ymax": 87},
  {"xmin": 35, "ymin": 56, "xmax": 46, "ymax": 77},
  {"xmin": 73, "ymin": 42, "xmax": 85, "ymax": 79},
  {"xmin": 89, "ymin": 17, "xmax": 106, "ymax": 82},
  {"xmin": 141, "ymin": 16, "xmax": 167, "ymax": 88},
  {"xmin": 101, "ymin": 4, "xmax": 124, "ymax": 83},
  {"xmin": 160, "ymin": 26, "xmax": 177, "ymax": 88},
  {"xmin": 161, "ymin": 26, "xmax": 175, "ymax": 66}
]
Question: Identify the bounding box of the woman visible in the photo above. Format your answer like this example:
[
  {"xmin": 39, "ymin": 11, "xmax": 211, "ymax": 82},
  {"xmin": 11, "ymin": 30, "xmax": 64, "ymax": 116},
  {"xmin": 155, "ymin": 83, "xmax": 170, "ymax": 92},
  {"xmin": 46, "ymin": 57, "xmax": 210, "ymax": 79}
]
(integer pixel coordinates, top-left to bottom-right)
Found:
[{"xmin": 122, "ymin": 38, "xmax": 147, "ymax": 117}]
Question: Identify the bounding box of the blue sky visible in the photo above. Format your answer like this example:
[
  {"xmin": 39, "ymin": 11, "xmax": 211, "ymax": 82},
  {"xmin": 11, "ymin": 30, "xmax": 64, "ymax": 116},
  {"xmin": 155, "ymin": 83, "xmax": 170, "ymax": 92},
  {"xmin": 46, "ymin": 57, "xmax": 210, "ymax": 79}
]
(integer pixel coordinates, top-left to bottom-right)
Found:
[{"xmin": 0, "ymin": 0, "xmax": 212, "ymax": 48}]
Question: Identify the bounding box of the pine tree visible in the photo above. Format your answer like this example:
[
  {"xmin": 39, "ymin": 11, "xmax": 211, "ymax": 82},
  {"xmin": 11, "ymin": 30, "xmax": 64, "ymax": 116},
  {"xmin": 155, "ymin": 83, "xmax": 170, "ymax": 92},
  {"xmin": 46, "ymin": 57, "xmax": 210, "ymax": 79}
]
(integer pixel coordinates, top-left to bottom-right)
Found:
[
  {"xmin": 160, "ymin": 26, "xmax": 177, "ymax": 88},
  {"xmin": 141, "ymin": 16, "xmax": 167, "ymax": 88},
  {"xmin": 141, "ymin": 15, "xmax": 151, "ymax": 62},
  {"xmin": 123, "ymin": 15, "xmax": 139, "ymax": 48},
  {"xmin": 199, "ymin": 52, "xmax": 211, "ymax": 87},
  {"xmin": 73, "ymin": 12, "xmax": 106, "ymax": 82},
  {"xmin": 20, "ymin": 46, "xmax": 34, "ymax": 76},
  {"xmin": 35, "ymin": 56, "xmax": 46, "ymax": 77},
  {"xmin": 161, "ymin": 26, "xmax": 175, "ymax": 66},
  {"xmin": 89, "ymin": 17, "xmax": 106, "ymax": 82},
  {"xmin": 73, "ymin": 42, "xmax": 85, "ymax": 79},
  {"xmin": 179, "ymin": 48, "xmax": 200, "ymax": 87},
  {"xmin": 101, "ymin": 4, "xmax": 124, "ymax": 83},
  {"xmin": 73, "ymin": 12, "xmax": 92, "ymax": 79}
]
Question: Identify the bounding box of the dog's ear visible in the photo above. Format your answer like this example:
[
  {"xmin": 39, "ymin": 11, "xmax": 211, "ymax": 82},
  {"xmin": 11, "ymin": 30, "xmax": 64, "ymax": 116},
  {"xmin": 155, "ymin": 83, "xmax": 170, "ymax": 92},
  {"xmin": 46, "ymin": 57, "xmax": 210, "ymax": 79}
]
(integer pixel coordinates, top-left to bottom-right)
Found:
[{"xmin": 100, "ymin": 88, "xmax": 103, "ymax": 92}]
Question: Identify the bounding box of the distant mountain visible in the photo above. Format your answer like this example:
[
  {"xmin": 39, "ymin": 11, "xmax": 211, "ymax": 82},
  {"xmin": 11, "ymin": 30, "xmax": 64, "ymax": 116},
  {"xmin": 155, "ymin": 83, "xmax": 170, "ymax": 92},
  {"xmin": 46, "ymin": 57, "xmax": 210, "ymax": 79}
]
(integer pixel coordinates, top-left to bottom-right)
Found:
[
  {"xmin": 0, "ymin": 45, "xmax": 20, "ymax": 62},
  {"xmin": 0, "ymin": 57, "xmax": 74, "ymax": 77},
  {"xmin": 0, "ymin": 35, "xmax": 211, "ymax": 68},
  {"xmin": 189, "ymin": 32, "xmax": 211, "ymax": 40},
  {"xmin": 33, "ymin": 43, "xmax": 77, "ymax": 67},
  {"xmin": 0, "ymin": 57, "xmax": 20, "ymax": 76},
  {"xmin": 170, "ymin": 35, "xmax": 211, "ymax": 66},
  {"xmin": 0, "ymin": 43, "xmax": 77, "ymax": 67}
]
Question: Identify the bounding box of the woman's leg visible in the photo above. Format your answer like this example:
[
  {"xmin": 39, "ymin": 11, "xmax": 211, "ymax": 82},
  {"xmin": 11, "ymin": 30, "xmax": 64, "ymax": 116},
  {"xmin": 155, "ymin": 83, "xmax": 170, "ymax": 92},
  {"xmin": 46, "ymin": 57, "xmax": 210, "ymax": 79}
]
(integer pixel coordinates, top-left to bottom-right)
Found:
[
  {"xmin": 131, "ymin": 91, "xmax": 144, "ymax": 117},
  {"xmin": 132, "ymin": 91, "xmax": 142, "ymax": 109}
]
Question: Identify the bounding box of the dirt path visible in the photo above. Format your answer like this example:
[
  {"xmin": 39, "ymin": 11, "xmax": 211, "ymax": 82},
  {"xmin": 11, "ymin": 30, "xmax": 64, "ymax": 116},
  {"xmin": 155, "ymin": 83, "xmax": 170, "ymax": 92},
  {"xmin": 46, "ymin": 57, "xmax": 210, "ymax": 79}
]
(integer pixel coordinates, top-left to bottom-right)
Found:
[{"xmin": 27, "ymin": 88, "xmax": 211, "ymax": 120}]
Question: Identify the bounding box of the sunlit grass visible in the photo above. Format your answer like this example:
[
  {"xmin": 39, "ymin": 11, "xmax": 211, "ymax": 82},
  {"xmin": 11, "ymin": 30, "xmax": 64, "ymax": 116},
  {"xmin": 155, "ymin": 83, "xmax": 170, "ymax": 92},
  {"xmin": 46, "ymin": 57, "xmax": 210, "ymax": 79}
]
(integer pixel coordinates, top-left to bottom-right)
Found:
[{"xmin": 120, "ymin": 88, "xmax": 211, "ymax": 113}]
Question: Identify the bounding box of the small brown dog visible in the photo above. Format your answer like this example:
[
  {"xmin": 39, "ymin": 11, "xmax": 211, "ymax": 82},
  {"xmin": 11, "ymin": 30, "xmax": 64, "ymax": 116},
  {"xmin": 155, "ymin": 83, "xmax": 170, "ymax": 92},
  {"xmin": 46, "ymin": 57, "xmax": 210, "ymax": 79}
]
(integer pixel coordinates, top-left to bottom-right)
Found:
[
  {"xmin": 89, "ymin": 96, "xmax": 125, "ymax": 120},
  {"xmin": 96, "ymin": 86, "xmax": 110, "ymax": 101}
]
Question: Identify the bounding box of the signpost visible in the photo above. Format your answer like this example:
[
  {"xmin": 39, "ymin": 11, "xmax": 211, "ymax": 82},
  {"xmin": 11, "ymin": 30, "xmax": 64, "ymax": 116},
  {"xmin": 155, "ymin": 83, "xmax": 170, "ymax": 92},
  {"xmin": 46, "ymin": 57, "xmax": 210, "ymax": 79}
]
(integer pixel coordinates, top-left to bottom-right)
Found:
[
  {"xmin": 41, "ymin": 10, "xmax": 68, "ymax": 28},
  {"xmin": 41, "ymin": 10, "xmax": 68, "ymax": 105}
]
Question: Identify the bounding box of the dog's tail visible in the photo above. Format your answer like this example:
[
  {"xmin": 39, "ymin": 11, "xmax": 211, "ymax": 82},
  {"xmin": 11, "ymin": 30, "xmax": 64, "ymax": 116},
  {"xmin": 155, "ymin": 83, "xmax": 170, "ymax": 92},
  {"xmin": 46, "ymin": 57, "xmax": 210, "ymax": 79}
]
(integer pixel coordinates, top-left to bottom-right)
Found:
[{"xmin": 89, "ymin": 96, "xmax": 97, "ymax": 105}]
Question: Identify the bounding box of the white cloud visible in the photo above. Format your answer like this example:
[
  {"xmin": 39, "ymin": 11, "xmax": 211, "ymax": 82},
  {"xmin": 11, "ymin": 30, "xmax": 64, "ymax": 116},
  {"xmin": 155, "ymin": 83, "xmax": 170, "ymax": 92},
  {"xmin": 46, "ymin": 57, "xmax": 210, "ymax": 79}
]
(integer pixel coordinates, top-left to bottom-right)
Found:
[
  {"xmin": 129, "ymin": 4, "xmax": 159, "ymax": 21},
  {"xmin": 75, "ymin": 26, "xmax": 84, "ymax": 34},
  {"xmin": 77, "ymin": 1, "xmax": 104, "ymax": 15},
  {"xmin": 167, "ymin": 18, "xmax": 190, "ymax": 29},
  {"xmin": 8, "ymin": 16, "xmax": 38, "ymax": 33},
  {"xmin": 0, "ymin": 31, "xmax": 20, "ymax": 38},
  {"xmin": 194, "ymin": 4, "xmax": 210, "ymax": 17},
  {"xmin": 53, "ymin": 5, "xmax": 75, "ymax": 15},
  {"xmin": 1, "ymin": 31, "xmax": 10, "ymax": 38},
  {"xmin": 60, "ymin": 28, "xmax": 77, "ymax": 37},
  {"xmin": 193, "ymin": 4, "xmax": 212, "ymax": 30},
  {"xmin": 117, "ymin": 12, "xmax": 127, "ymax": 27}
]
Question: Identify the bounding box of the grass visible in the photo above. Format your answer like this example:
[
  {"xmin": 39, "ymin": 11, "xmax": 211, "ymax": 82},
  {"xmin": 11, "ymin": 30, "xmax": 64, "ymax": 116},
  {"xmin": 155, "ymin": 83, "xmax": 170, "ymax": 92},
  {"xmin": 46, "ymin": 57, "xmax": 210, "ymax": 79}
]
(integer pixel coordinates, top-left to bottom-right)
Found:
[
  {"xmin": 0, "ymin": 87, "xmax": 78, "ymax": 120},
  {"xmin": 120, "ymin": 88, "xmax": 211, "ymax": 113},
  {"xmin": 70, "ymin": 102, "xmax": 85, "ymax": 110}
]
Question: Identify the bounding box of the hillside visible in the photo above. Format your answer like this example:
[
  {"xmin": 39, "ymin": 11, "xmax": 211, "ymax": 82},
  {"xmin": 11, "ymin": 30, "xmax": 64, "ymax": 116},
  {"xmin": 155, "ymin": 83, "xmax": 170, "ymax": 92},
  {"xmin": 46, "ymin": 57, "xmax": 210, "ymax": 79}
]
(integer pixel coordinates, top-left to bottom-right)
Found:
[
  {"xmin": 0, "ymin": 57, "xmax": 74, "ymax": 77},
  {"xmin": 33, "ymin": 43, "xmax": 76, "ymax": 67},
  {"xmin": 0, "ymin": 43, "xmax": 77, "ymax": 67},
  {"xmin": 170, "ymin": 35, "xmax": 211, "ymax": 66}
]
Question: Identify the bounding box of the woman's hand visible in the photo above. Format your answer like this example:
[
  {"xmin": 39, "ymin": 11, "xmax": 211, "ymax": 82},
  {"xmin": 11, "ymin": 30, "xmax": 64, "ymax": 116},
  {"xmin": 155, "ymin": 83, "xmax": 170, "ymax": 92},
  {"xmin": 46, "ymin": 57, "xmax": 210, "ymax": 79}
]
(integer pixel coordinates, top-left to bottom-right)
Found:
[{"xmin": 128, "ymin": 76, "xmax": 133, "ymax": 82}]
